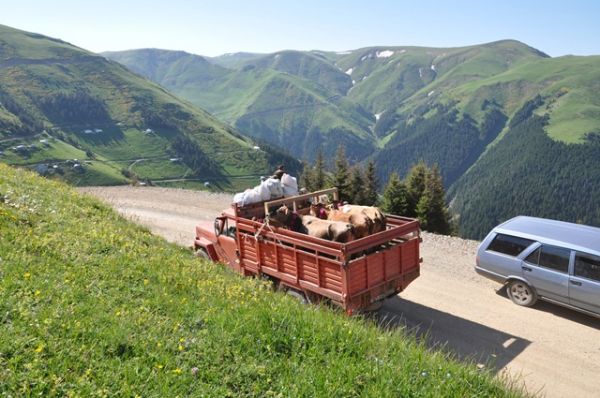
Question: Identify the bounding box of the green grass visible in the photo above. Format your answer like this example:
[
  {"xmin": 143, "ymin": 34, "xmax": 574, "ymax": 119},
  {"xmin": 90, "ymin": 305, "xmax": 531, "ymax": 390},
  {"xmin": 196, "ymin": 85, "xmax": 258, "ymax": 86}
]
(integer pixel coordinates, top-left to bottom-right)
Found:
[{"xmin": 0, "ymin": 163, "xmax": 525, "ymax": 397}]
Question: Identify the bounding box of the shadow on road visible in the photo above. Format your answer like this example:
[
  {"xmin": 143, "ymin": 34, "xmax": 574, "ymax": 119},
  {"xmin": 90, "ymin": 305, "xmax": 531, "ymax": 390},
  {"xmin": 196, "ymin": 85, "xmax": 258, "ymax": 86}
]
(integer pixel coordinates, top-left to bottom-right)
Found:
[
  {"xmin": 375, "ymin": 296, "xmax": 531, "ymax": 374},
  {"xmin": 494, "ymin": 288, "xmax": 600, "ymax": 329}
]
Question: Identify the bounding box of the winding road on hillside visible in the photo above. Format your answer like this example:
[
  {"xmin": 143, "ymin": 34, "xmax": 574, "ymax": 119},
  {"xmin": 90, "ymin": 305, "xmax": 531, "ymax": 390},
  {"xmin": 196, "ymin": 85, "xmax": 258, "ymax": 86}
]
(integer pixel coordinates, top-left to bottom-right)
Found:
[{"xmin": 79, "ymin": 186, "xmax": 600, "ymax": 398}]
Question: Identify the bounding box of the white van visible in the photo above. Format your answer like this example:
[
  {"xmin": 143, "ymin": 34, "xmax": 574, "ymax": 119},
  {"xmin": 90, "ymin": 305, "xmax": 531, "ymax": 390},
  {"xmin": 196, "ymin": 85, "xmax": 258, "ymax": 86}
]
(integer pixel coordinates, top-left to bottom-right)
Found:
[{"xmin": 476, "ymin": 216, "xmax": 600, "ymax": 317}]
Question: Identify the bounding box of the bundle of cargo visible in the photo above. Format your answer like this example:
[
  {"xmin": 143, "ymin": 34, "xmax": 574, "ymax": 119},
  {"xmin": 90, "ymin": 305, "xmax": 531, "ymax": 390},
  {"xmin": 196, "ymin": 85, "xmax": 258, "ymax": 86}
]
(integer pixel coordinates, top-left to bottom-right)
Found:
[{"xmin": 233, "ymin": 173, "xmax": 298, "ymax": 207}]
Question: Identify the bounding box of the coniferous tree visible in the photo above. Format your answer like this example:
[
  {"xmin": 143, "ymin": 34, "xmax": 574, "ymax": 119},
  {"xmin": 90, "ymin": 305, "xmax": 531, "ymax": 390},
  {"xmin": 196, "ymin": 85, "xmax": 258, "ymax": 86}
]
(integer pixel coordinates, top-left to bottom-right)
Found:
[
  {"xmin": 363, "ymin": 160, "xmax": 379, "ymax": 206},
  {"xmin": 382, "ymin": 172, "xmax": 409, "ymax": 215},
  {"xmin": 331, "ymin": 145, "xmax": 351, "ymax": 201},
  {"xmin": 348, "ymin": 166, "xmax": 365, "ymax": 204},
  {"xmin": 405, "ymin": 160, "xmax": 428, "ymax": 217},
  {"xmin": 313, "ymin": 149, "xmax": 326, "ymax": 190},
  {"xmin": 416, "ymin": 165, "xmax": 452, "ymax": 234},
  {"xmin": 298, "ymin": 160, "xmax": 314, "ymax": 191}
]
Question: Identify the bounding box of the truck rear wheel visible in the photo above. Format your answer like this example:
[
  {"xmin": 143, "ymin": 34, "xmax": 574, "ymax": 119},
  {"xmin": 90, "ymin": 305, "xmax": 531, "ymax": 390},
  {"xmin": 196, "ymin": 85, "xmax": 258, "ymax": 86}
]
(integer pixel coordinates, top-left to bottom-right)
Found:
[
  {"xmin": 286, "ymin": 289, "xmax": 308, "ymax": 304},
  {"xmin": 279, "ymin": 286, "xmax": 308, "ymax": 304}
]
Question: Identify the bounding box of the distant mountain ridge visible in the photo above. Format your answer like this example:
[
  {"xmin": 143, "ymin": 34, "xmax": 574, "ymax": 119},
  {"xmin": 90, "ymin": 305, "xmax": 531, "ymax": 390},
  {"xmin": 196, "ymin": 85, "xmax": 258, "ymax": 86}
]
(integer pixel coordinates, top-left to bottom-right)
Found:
[
  {"xmin": 104, "ymin": 41, "xmax": 600, "ymax": 238},
  {"xmin": 0, "ymin": 24, "xmax": 300, "ymax": 190}
]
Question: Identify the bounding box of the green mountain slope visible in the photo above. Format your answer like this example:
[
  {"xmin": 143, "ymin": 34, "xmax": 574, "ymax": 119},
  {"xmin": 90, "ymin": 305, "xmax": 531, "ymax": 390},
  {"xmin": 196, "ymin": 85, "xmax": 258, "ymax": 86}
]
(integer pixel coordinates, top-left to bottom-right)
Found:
[
  {"xmin": 208, "ymin": 51, "xmax": 264, "ymax": 69},
  {"xmin": 105, "ymin": 41, "xmax": 600, "ymax": 237},
  {"xmin": 104, "ymin": 48, "xmax": 375, "ymax": 161},
  {"xmin": 102, "ymin": 48, "xmax": 230, "ymax": 93},
  {"xmin": 449, "ymin": 97, "xmax": 600, "ymax": 239},
  {"xmin": 0, "ymin": 25, "xmax": 299, "ymax": 190},
  {"xmin": 339, "ymin": 41, "xmax": 546, "ymax": 117},
  {"xmin": 248, "ymin": 50, "xmax": 353, "ymax": 95}
]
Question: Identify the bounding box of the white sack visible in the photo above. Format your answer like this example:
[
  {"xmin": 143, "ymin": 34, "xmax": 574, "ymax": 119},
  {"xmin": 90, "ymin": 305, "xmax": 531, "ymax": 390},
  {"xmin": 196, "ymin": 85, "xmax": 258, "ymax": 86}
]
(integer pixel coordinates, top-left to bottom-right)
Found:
[
  {"xmin": 265, "ymin": 178, "xmax": 283, "ymax": 198},
  {"xmin": 283, "ymin": 185, "xmax": 299, "ymax": 197},
  {"xmin": 281, "ymin": 173, "xmax": 298, "ymax": 190},
  {"xmin": 257, "ymin": 181, "xmax": 271, "ymax": 201}
]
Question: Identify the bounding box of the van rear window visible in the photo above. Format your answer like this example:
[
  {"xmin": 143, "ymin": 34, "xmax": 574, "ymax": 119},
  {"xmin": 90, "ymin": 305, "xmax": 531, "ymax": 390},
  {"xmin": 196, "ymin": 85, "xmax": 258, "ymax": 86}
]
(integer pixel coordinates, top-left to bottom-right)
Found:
[{"xmin": 486, "ymin": 233, "xmax": 534, "ymax": 257}]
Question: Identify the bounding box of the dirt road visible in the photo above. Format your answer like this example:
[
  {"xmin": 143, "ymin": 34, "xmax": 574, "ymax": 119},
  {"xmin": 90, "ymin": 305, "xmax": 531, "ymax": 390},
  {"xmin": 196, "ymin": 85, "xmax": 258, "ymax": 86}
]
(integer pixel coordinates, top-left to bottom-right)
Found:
[{"xmin": 80, "ymin": 186, "xmax": 600, "ymax": 398}]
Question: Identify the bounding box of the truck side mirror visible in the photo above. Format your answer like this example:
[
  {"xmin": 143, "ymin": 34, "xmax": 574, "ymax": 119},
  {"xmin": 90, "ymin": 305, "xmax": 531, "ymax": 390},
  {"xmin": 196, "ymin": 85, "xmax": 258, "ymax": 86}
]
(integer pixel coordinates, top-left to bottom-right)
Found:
[{"xmin": 214, "ymin": 218, "xmax": 224, "ymax": 236}]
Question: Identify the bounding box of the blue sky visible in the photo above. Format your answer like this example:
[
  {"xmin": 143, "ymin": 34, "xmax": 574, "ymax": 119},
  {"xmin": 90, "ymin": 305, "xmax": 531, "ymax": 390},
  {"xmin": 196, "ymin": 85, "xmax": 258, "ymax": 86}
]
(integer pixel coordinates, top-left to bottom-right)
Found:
[{"xmin": 1, "ymin": 0, "xmax": 599, "ymax": 57}]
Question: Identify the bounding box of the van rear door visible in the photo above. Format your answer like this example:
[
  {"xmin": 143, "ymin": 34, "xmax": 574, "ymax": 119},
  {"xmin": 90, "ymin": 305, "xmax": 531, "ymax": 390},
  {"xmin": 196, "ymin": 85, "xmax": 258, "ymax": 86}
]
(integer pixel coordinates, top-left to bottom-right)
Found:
[
  {"xmin": 569, "ymin": 252, "xmax": 600, "ymax": 313},
  {"xmin": 521, "ymin": 244, "xmax": 570, "ymax": 304}
]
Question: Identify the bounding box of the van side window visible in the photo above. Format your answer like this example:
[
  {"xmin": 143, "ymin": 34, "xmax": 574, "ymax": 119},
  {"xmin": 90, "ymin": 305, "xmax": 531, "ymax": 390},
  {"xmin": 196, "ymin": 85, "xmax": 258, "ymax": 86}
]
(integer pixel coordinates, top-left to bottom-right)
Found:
[
  {"xmin": 574, "ymin": 253, "xmax": 600, "ymax": 282},
  {"xmin": 526, "ymin": 245, "xmax": 570, "ymax": 273},
  {"xmin": 524, "ymin": 247, "xmax": 540, "ymax": 264},
  {"xmin": 486, "ymin": 233, "xmax": 534, "ymax": 257}
]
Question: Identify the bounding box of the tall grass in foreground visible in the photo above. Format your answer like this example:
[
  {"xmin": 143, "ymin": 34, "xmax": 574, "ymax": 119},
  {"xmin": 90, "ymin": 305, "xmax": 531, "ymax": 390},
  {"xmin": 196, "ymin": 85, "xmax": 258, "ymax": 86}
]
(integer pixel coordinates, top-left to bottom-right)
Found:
[{"xmin": 0, "ymin": 164, "xmax": 525, "ymax": 397}]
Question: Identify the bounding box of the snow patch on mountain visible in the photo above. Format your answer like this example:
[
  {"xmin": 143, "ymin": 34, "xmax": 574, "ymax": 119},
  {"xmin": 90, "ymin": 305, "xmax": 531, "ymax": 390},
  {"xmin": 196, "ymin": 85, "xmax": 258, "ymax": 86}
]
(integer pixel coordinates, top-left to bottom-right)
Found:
[
  {"xmin": 375, "ymin": 112, "xmax": 383, "ymax": 120},
  {"xmin": 431, "ymin": 64, "xmax": 436, "ymax": 71},
  {"xmin": 345, "ymin": 67, "xmax": 353, "ymax": 75},
  {"xmin": 376, "ymin": 50, "xmax": 394, "ymax": 58},
  {"xmin": 428, "ymin": 90, "xmax": 435, "ymax": 97}
]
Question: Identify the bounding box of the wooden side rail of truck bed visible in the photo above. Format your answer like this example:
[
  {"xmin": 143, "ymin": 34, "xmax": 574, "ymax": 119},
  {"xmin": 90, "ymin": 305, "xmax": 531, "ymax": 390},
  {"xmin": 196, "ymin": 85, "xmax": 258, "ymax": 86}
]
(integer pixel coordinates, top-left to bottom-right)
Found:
[{"xmin": 233, "ymin": 213, "xmax": 421, "ymax": 314}]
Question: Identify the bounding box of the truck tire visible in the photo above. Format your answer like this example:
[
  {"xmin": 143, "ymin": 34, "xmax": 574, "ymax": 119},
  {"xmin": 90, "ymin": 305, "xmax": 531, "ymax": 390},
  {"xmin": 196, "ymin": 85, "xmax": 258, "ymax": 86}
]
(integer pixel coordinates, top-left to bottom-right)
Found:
[
  {"xmin": 285, "ymin": 288, "xmax": 308, "ymax": 304},
  {"xmin": 506, "ymin": 280, "xmax": 538, "ymax": 307},
  {"xmin": 195, "ymin": 248, "xmax": 210, "ymax": 260}
]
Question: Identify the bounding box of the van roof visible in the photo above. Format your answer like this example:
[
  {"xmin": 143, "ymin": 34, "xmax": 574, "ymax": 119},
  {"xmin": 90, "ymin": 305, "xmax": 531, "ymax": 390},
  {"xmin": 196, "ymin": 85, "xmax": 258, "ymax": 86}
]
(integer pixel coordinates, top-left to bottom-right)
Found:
[{"xmin": 496, "ymin": 216, "xmax": 600, "ymax": 254}]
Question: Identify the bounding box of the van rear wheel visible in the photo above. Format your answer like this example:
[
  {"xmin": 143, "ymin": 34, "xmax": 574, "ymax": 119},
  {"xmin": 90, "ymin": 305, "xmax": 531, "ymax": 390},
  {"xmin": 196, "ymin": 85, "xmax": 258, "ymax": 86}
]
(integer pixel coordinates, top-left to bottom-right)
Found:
[{"xmin": 506, "ymin": 280, "xmax": 537, "ymax": 307}]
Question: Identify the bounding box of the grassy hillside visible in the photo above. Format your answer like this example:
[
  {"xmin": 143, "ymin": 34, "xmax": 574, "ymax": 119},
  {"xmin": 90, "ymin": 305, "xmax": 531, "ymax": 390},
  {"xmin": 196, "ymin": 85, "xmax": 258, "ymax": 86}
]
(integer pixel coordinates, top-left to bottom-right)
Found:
[
  {"xmin": 0, "ymin": 24, "xmax": 300, "ymax": 190},
  {"xmin": 104, "ymin": 49, "xmax": 376, "ymax": 162},
  {"xmin": 208, "ymin": 52, "xmax": 264, "ymax": 69},
  {"xmin": 102, "ymin": 49, "xmax": 231, "ymax": 92},
  {"xmin": 248, "ymin": 50, "xmax": 353, "ymax": 95},
  {"xmin": 0, "ymin": 163, "xmax": 523, "ymax": 396}
]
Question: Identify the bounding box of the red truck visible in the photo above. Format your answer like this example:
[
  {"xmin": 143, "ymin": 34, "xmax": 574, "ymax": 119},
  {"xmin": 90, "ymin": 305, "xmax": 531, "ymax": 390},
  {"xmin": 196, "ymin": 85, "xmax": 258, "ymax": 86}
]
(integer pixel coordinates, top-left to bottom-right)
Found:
[{"xmin": 194, "ymin": 188, "xmax": 421, "ymax": 314}]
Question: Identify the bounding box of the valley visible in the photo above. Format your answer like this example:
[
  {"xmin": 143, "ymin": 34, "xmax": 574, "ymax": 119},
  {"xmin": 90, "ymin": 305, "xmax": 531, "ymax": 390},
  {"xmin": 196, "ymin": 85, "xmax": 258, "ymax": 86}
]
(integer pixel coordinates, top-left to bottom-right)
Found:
[
  {"xmin": 2, "ymin": 22, "xmax": 600, "ymax": 239},
  {"xmin": 104, "ymin": 43, "xmax": 600, "ymax": 239}
]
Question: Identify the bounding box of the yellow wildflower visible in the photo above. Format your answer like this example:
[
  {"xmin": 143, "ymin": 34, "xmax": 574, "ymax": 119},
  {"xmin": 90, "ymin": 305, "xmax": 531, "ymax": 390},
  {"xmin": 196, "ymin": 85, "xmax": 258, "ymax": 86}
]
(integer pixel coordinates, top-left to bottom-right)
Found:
[{"xmin": 23, "ymin": 272, "xmax": 31, "ymax": 279}]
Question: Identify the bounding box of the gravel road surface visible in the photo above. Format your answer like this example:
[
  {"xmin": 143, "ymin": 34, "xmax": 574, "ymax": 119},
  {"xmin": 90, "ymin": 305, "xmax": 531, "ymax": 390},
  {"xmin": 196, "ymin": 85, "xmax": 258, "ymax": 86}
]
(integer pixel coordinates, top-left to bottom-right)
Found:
[{"xmin": 79, "ymin": 186, "xmax": 600, "ymax": 398}]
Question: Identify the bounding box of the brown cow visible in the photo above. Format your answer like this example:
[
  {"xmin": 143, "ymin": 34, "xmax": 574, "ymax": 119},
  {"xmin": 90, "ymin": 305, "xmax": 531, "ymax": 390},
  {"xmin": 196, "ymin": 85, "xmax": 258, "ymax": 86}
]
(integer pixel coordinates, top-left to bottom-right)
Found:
[
  {"xmin": 344, "ymin": 205, "xmax": 387, "ymax": 233},
  {"xmin": 311, "ymin": 204, "xmax": 373, "ymax": 239},
  {"xmin": 271, "ymin": 205, "xmax": 355, "ymax": 243}
]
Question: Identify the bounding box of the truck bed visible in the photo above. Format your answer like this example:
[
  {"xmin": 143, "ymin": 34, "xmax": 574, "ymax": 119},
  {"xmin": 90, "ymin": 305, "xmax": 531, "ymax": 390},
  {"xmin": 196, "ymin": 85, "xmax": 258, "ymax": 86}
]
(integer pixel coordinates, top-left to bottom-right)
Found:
[{"xmin": 234, "ymin": 213, "xmax": 421, "ymax": 313}]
